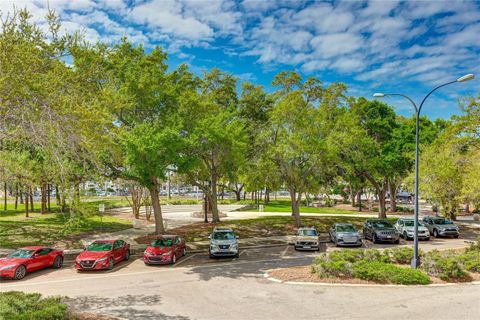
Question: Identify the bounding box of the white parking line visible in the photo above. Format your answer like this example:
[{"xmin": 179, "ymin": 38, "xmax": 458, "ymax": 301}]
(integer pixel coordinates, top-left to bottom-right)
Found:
[
  {"xmin": 239, "ymin": 250, "xmax": 246, "ymax": 256},
  {"xmin": 173, "ymin": 253, "xmax": 197, "ymax": 267},
  {"xmin": 281, "ymin": 246, "xmax": 290, "ymax": 257}
]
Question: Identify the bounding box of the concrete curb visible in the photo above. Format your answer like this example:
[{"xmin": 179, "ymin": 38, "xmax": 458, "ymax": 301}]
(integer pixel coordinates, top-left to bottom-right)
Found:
[{"xmin": 263, "ymin": 272, "xmax": 480, "ymax": 287}]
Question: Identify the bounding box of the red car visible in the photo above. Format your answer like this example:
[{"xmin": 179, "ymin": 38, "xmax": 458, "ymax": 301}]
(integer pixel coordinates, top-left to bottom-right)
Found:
[
  {"xmin": 144, "ymin": 235, "xmax": 186, "ymax": 265},
  {"xmin": 75, "ymin": 240, "xmax": 130, "ymax": 271},
  {"xmin": 0, "ymin": 246, "xmax": 63, "ymax": 280}
]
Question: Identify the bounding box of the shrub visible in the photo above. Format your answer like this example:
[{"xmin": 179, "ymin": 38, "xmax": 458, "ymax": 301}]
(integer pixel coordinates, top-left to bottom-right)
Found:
[
  {"xmin": 421, "ymin": 250, "xmax": 469, "ymax": 281},
  {"xmin": 328, "ymin": 249, "xmax": 365, "ymax": 263},
  {"xmin": 384, "ymin": 247, "xmax": 414, "ymax": 264},
  {"xmin": 313, "ymin": 260, "xmax": 353, "ymax": 278},
  {"xmin": 466, "ymin": 237, "xmax": 480, "ymax": 253},
  {"xmin": 0, "ymin": 291, "xmax": 71, "ymax": 320},
  {"xmin": 352, "ymin": 261, "xmax": 430, "ymax": 285},
  {"xmin": 460, "ymin": 251, "xmax": 480, "ymax": 273},
  {"xmin": 363, "ymin": 249, "xmax": 390, "ymax": 263}
]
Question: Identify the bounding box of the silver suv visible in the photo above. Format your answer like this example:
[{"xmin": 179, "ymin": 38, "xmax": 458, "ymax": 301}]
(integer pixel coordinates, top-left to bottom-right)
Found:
[
  {"xmin": 208, "ymin": 227, "xmax": 239, "ymax": 258},
  {"xmin": 422, "ymin": 217, "xmax": 459, "ymax": 238}
]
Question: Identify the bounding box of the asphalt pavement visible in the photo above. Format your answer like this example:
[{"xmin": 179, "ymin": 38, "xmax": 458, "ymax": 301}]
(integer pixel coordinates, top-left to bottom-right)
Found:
[{"xmin": 1, "ymin": 244, "xmax": 479, "ymax": 320}]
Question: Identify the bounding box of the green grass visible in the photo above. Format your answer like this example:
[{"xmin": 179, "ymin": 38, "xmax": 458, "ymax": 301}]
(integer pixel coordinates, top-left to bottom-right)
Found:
[
  {"xmin": 0, "ymin": 201, "xmax": 132, "ymax": 249},
  {"xmin": 243, "ymin": 200, "xmax": 360, "ymax": 214}
]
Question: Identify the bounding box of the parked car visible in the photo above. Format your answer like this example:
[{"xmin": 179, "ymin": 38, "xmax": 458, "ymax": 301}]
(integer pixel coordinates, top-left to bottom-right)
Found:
[
  {"xmin": 0, "ymin": 246, "xmax": 63, "ymax": 280},
  {"xmin": 423, "ymin": 217, "xmax": 459, "ymax": 238},
  {"xmin": 363, "ymin": 219, "xmax": 400, "ymax": 244},
  {"xmin": 209, "ymin": 227, "xmax": 239, "ymax": 258},
  {"xmin": 75, "ymin": 240, "xmax": 130, "ymax": 271},
  {"xmin": 329, "ymin": 223, "xmax": 362, "ymax": 247},
  {"xmin": 394, "ymin": 218, "xmax": 430, "ymax": 240},
  {"xmin": 144, "ymin": 235, "xmax": 186, "ymax": 265},
  {"xmin": 294, "ymin": 227, "xmax": 320, "ymax": 251}
]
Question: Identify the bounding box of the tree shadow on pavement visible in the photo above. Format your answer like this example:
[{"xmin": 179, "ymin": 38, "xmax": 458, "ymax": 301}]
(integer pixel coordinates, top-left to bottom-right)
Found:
[{"xmin": 66, "ymin": 294, "xmax": 190, "ymax": 320}]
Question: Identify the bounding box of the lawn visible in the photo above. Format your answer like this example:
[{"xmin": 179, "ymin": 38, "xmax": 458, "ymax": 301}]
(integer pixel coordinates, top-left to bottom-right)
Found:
[
  {"xmin": 0, "ymin": 202, "xmax": 132, "ymax": 249},
  {"xmin": 243, "ymin": 200, "xmax": 360, "ymax": 214},
  {"xmin": 138, "ymin": 215, "xmax": 397, "ymax": 243}
]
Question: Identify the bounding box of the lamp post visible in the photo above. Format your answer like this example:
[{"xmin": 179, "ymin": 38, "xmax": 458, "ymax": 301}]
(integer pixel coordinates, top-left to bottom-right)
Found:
[{"xmin": 373, "ymin": 73, "xmax": 475, "ymax": 269}]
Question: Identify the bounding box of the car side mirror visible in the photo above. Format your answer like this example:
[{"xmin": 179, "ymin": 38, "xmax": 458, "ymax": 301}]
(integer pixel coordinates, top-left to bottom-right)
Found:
[
  {"xmin": 32, "ymin": 254, "xmax": 39, "ymax": 258},
  {"xmin": 236, "ymin": 236, "xmax": 239, "ymax": 239},
  {"xmin": 208, "ymin": 235, "xmax": 211, "ymax": 239}
]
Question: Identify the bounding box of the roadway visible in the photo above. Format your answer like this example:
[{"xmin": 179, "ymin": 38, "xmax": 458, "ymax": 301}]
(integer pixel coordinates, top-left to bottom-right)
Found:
[{"xmin": 1, "ymin": 244, "xmax": 479, "ymax": 320}]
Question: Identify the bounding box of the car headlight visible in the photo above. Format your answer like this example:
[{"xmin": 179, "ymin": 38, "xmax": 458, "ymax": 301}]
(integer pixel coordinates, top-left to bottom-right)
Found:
[
  {"xmin": 0, "ymin": 265, "xmax": 16, "ymax": 271},
  {"xmin": 96, "ymin": 257, "xmax": 108, "ymax": 263}
]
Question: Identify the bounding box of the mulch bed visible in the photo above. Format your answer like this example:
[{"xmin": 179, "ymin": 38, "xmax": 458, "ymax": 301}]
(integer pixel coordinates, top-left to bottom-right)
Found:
[{"xmin": 268, "ymin": 265, "xmax": 480, "ymax": 285}]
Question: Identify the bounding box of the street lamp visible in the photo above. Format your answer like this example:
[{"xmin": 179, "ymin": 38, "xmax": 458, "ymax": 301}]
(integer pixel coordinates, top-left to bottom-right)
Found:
[{"xmin": 373, "ymin": 73, "xmax": 475, "ymax": 269}]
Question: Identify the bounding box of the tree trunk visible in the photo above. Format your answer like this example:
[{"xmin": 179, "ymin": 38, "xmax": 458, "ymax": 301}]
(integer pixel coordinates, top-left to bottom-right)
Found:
[
  {"xmin": 47, "ymin": 184, "xmax": 51, "ymax": 212},
  {"xmin": 41, "ymin": 182, "xmax": 46, "ymax": 214},
  {"xmin": 465, "ymin": 203, "xmax": 470, "ymax": 214},
  {"xmin": 25, "ymin": 188, "xmax": 29, "ymax": 217},
  {"xmin": 243, "ymin": 191, "xmax": 246, "ymax": 201},
  {"xmin": 20, "ymin": 188, "xmax": 24, "ymax": 204},
  {"xmin": 388, "ymin": 180, "xmax": 397, "ymax": 213},
  {"xmin": 350, "ymin": 184, "xmax": 356, "ymax": 207},
  {"xmin": 265, "ymin": 188, "xmax": 270, "ymax": 204},
  {"xmin": 3, "ymin": 182, "xmax": 7, "ymax": 211},
  {"xmin": 378, "ymin": 187, "xmax": 387, "ymax": 218},
  {"xmin": 357, "ymin": 190, "xmax": 362, "ymax": 212},
  {"xmin": 210, "ymin": 176, "xmax": 220, "ymax": 223},
  {"xmin": 289, "ymin": 187, "xmax": 302, "ymax": 227},
  {"xmin": 55, "ymin": 185, "xmax": 61, "ymax": 206},
  {"xmin": 15, "ymin": 184, "xmax": 18, "ymax": 210},
  {"xmin": 149, "ymin": 180, "xmax": 165, "ymax": 234},
  {"xmin": 29, "ymin": 188, "xmax": 34, "ymax": 212}
]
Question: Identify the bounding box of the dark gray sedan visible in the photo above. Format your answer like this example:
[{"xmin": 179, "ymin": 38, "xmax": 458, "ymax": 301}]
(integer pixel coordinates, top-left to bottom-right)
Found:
[{"xmin": 329, "ymin": 223, "xmax": 362, "ymax": 247}]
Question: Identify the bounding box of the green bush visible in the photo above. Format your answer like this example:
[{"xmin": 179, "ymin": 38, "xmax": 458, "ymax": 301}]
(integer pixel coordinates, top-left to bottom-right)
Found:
[
  {"xmin": 0, "ymin": 291, "xmax": 72, "ymax": 320},
  {"xmin": 460, "ymin": 251, "xmax": 480, "ymax": 273},
  {"xmin": 384, "ymin": 247, "xmax": 415, "ymax": 264},
  {"xmin": 352, "ymin": 261, "xmax": 430, "ymax": 285},
  {"xmin": 327, "ymin": 249, "xmax": 365, "ymax": 263},
  {"xmin": 466, "ymin": 237, "xmax": 480, "ymax": 253},
  {"xmin": 313, "ymin": 259, "xmax": 353, "ymax": 278},
  {"xmin": 421, "ymin": 250, "xmax": 469, "ymax": 281}
]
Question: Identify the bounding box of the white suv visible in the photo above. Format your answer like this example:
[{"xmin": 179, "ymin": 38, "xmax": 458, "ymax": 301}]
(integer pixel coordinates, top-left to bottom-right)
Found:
[
  {"xmin": 394, "ymin": 218, "xmax": 430, "ymax": 240},
  {"xmin": 208, "ymin": 227, "xmax": 239, "ymax": 258}
]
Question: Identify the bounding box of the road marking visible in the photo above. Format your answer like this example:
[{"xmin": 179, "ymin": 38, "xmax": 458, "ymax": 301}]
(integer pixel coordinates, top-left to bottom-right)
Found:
[
  {"xmin": 0, "ymin": 255, "xmax": 316, "ymax": 289},
  {"xmin": 173, "ymin": 253, "xmax": 197, "ymax": 267},
  {"xmin": 239, "ymin": 250, "xmax": 246, "ymax": 256},
  {"xmin": 281, "ymin": 246, "xmax": 290, "ymax": 257}
]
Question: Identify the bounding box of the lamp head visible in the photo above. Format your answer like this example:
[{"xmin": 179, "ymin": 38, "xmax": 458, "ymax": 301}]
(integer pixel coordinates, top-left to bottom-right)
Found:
[
  {"xmin": 373, "ymin": 93, "xmax": 386, "ymax": 98},
  {"xmin": 457, "ymin": 74, "xmax": 475, "ymax": 82}
]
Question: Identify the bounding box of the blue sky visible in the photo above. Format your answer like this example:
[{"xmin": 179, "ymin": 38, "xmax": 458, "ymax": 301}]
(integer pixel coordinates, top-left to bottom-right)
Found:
[{"xmin": 1, "ymin": 0, "xmax": 479, "ymax": 119}]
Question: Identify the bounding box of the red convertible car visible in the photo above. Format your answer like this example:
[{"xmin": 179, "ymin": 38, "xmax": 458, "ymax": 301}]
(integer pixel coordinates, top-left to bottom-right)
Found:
[
  {"xmin": 144, "ymin": 235, "xmax": 186, "ymax": 265},
  {"xmin": 0, "ymin": 246, "xmax": 63, "ymax": 280},
  {"xmin": 75, "ymin": 239, "xmax": 130, "ymax": 271}
]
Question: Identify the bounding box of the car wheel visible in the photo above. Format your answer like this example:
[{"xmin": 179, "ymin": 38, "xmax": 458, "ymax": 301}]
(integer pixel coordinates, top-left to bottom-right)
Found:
[
  {"xmin": 454, "ymin": 235, "xmax": 459, "ymax": 239},
  {"xmin": 234, "ymin": 253, "xmax": 239, "ymax": 258},
  {"xmin": 334, "ymin": 238, "xmax": 339, "ymax": 247},
  {"xmin": 425, "ymin": 237, "xmax": 430, "ymax": 241},
  {"xmin": 433, "ymin": 229, "xmax": 439, "ymax": 238},
  {"xmin": 14, "ymin": 265, "xmax": 26, "ymax": 280},
  {"xmin": 125, "ymin": 250, "xmax": 130, "ymax": 261},
  {"xmin": 403, "ymin": 232, "xmax": 409, "ymax": 240},
  {"xmin": 108, "ymin": 258, "xmax": 114, "ymax": 270},
  {"xmin": 52, "ymin": 256, "xmax": 63, "ymax": 269},
  {"xmin": 372, "ymin": 233, "xmax": 377, "ymax": 244},
  {"xmin": 394, "ymin": 239, "xmax": 400, "ymax": 244}
]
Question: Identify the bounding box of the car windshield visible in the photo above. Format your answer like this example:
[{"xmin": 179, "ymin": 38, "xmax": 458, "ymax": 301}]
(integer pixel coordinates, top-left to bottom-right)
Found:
[
  {"xmin": 433, "ymin": 219, "xmax": 453, "ymax": 225},
  {"xmin": 87, "ymin": 242, "xmax": 112, "ymax": 251},
  {"xmin": 212, "ymin": 232, "xmax": 235, "ymax": 240},
  {"xmin": 337, "ymin": 225, "xmax": 356, "ymax": 232},
  {"xmin": 150, "ymin": 239, "xmax": 173, "ymax": 247},
  {"xmin": 7, "ymin": 249, "xmax": 34, "ymax": 258},
  {"xmin": 298, "ymin": 230, "xmax": 317, "ymax": 236},
  {"xmin": 404, "ymin": 221, "xmax": 425, "ymax": 227},
  {"xmin": 372, "ymin": 221, "xmax": 393, "ymax": 228}
]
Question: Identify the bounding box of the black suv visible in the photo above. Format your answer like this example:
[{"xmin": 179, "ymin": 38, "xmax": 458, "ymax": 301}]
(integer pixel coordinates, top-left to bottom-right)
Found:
[{"xmin": 363, "ymin": 219, "xmax": 400, "ymax": 244}]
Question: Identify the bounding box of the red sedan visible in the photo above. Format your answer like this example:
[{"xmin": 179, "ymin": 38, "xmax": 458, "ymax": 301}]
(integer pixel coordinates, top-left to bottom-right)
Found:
[
  {"xmin": 75, "ymin": 240, "xmax": 130, "ymax": 271},
  {"xmin": 144, "ymin": 235, "xmax": 186, "ymax": 265},
  {"xmin": 0, "ymin": 246, "xmax": 63, "ymax": 280}
]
